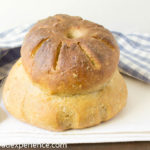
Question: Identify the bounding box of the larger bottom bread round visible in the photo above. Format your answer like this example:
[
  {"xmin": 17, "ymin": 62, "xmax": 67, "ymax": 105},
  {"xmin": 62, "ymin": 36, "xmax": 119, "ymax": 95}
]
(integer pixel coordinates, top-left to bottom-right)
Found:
[{"xmin": 2, "ymin": 59, "xmax": 127, "ymax": 131}]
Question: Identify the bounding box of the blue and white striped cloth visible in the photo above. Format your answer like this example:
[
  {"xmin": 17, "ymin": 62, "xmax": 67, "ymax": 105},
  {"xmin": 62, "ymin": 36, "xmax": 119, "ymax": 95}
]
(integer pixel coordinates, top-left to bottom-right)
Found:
[{"xmin": 0, "ymin": 24, "xmax": 150, "ymax": 83}]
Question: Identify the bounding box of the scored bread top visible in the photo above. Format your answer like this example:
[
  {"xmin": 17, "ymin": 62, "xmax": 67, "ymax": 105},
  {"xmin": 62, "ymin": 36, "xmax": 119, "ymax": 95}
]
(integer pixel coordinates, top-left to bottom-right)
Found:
[{"xmin": 21, "ymin": 14, "xmax": 119, "ymax": 95}]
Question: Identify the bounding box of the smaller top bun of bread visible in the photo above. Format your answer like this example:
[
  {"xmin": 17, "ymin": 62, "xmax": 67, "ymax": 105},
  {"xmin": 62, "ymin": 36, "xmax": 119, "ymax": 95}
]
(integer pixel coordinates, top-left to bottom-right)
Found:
[{"xmin": 21, "ymin": 14, "xmax": 119, "ymax": 95}]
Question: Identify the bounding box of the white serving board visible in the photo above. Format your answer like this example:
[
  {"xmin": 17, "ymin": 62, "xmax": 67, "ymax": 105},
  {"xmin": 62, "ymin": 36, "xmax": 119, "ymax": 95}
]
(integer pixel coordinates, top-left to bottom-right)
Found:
[{"xmin": 0, "ymin": 75, "xmax": 150, "ymax": 145}]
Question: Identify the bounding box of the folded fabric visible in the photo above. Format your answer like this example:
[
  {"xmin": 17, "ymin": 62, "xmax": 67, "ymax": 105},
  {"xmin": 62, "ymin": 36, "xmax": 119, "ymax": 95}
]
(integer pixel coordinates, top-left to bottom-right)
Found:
[{"xmin": 0, "ymin": 24, "xmax": 150, "ymax": 83}]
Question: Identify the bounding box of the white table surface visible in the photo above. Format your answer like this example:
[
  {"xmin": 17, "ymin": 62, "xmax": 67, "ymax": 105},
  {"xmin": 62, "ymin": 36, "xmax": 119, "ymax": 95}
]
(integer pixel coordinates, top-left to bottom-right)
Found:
[
  {"xmin": 0, "ymin": 75, "xmax": 150, "ymax": 145},
  {"xmin": 0, "ymin": 0, "xmax": 150, "ymax": 33}
]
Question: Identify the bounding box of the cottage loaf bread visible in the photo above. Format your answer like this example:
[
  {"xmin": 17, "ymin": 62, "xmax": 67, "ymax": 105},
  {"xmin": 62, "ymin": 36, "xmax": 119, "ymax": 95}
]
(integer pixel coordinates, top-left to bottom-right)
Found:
[{"xmin": 3, "ymin": 14, "xmax": 127, "ymax": 131}]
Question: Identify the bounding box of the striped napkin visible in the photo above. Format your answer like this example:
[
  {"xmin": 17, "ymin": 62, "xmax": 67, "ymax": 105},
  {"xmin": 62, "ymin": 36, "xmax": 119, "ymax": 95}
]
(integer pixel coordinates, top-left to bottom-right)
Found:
[{"xmin": 0, "ymin": 24, "xmax": 150, "ymax": 83}]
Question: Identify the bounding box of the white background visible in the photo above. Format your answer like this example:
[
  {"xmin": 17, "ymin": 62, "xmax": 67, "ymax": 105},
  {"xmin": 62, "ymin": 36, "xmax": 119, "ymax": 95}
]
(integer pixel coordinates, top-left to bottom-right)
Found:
[{"xmin": 0, "ymin": 0, "xmax": 150, "ymax": 33}]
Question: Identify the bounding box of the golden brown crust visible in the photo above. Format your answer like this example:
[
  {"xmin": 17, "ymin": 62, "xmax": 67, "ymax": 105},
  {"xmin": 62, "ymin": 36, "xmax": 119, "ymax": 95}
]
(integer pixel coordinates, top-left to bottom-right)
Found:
[
  {"xmin": 21, "ymin": 14, "xmax": 120, "ymax": 95},
  {"xmin": 3, "ymin": 59, "xmax": 127, "ymax": 131}
]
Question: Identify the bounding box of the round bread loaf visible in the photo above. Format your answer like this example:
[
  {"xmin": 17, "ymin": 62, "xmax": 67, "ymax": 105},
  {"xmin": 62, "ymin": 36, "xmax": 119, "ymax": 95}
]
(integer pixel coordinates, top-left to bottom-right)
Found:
[
  {"xmin": 21, "ymin": 14, "xmax": 120, "ymax": 95},
  {"xmin": 3, "ymin": 14, "xmax": 127, "ymax": 131}
]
